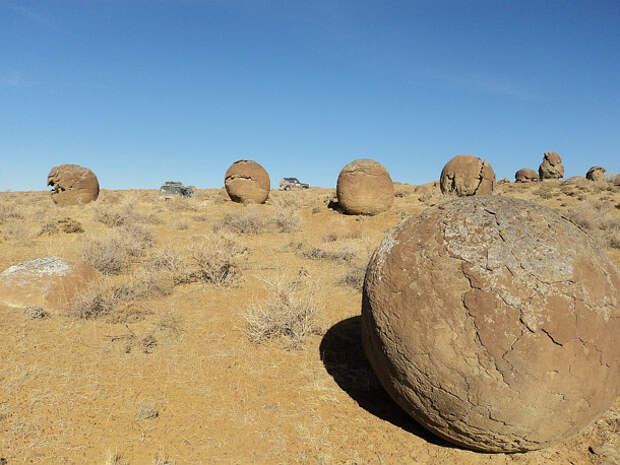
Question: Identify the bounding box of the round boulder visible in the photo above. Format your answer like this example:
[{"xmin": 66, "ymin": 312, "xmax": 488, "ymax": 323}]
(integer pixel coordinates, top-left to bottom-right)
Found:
[
  {"xmin": 224, "ymin": 160, "xmax": 270, "ymax": 204},
  {"xmin": 515, "ymin": 168, "xmax": 539, "ymax": 183},
  {"xmin": 440, "ymin": 155, "xmax": 495, "ymax": 196},
  {"xmin": 47, "ymin": 164, "xmax": 100, "ymax": 205},
  {"xmin": 336, "ymin": 159, "xmax": 394, "ymax": 215},
  {"xmin": 0, "ymin": 257, "xmax": 100, "ymax": 313},
  {"xmin": 539, "ymin": 151, "xmax": 564, "ymax": 180},
  {"xmin": 586, "ymin": 166, "xmax": 606, "ymax": 182},
  {"xmin": 361, "ymin": 196, "xmax": 619, "ymax": 453}
]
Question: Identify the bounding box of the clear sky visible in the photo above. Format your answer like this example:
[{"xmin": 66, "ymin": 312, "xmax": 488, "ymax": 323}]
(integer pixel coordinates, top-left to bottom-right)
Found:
[{"xmin": 1, "ymin": 0, "xmax": 619, "ymax": 191}]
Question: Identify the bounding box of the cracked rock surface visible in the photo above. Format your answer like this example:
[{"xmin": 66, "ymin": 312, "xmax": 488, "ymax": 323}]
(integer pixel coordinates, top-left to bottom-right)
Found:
[
  {"xmin": 539, "ymin": 151, "xmax": 565, "ymax": 180},
  {"xmin": 0, "ymin": 257, "xmax": 100, "ymax": 313},
  {"xmin": 515, "ymin": 168, "xmax": 539, "ymax": 183},
  {"xmin": 47, "ymin": 164, "xmax": 100, "ymax": 206},
  {"xmin": 224, "ymin": 160, "xmax": 270, "ymax": 204},
  {"xmin": 336, "ymin": 158, "xmax": 394, "ymax": 215},
  {"xmin": 361, "ymin": 195, "xmax": 619, "ymax": 453},
  {"xmin": 440, "ymin": 155, "xmax": 496, "ymax": 196}
]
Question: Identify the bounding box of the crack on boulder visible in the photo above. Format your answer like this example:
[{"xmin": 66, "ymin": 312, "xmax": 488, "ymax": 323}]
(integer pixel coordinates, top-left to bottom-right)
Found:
[{"xmin": 541, "ymin": 328, "xmax": 564, "ymax": 346}]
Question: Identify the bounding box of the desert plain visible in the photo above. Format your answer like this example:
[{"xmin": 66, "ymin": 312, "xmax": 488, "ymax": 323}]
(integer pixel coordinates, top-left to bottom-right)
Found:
[{"xmin": 0, "ymin": 178, "xmax": 618, "ymax": 465}]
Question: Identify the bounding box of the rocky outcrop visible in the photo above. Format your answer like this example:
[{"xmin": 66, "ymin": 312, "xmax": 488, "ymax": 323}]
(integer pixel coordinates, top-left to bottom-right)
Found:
[
  {"xmin": 586, "ymin": 166, "xmax": 606, "ymax": 182},
  {"xmin": 440, "ymin": 155, "xmax": 495, "ymax": 196},
  {"xmin": 336, "ymin": 159, "xmax": 393, "ymax": 215},
  {"xmin": 361, "ymin": 196, "xmax": 619, "ymax": 452},
  {"xmin": 539, "ymin": 151, "xmax": 564, "ymax": 180}
]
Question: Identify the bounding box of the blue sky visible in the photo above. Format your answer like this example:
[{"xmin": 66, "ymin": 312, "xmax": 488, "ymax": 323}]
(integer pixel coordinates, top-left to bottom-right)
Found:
[{"xmin": 1, "ymin": 0, "xmax": 619, "ymax": 190}]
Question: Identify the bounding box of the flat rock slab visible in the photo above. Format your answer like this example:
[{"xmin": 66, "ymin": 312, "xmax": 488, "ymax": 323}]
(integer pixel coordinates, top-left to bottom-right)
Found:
[{"xmin": 0, "ymin": 257, "xmax": 100, "ymax": 313}]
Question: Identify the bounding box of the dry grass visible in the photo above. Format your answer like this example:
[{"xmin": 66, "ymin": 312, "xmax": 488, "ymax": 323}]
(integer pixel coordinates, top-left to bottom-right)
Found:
[
  {"xmin": 149, "ymin": 233, "xmax": 246, "ymax": 286},
  {"xmin": 81, "ymin": 224, "xmax": 153, "ymax": 274},
  {"xmin": 245, "ymin": 277, "xmax": 323, "ymax": 349},
  {"xmin": 0, "ymin": 204, "xmax": 23, "ymax": 223},
  {"xmin": 565, "ymin": 200, "xmax": 620, "ymax": 248},
  {"xmin": 213, "ymin": 206, "xmax": 302, "ymax": 234},
  {"xmin": 72, "ymin": 270, "xmax": 173, "ymax": 320},
  {"xmin": 38, "ymin": 217, "xmax": 84, "ymax": 236}
]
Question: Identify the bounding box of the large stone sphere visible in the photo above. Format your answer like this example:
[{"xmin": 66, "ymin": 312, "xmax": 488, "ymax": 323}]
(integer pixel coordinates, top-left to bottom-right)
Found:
[
  {"xmin": 515, "ymin": 168, "xmax": 539, "ymax": 183},
  {"xmin": 336, "ymin": 159, "xmax": 393, "ymax": 215},
  {"xmin": 539, "ymin": 151, "xmax": 564, "ymax": 180},
  {"xmin": 47, "ymin": 164, "xmax": 100, "ymax": 205},
  {"xmin": 361, "ymin": 196, "xmax": 619, "ymax": 453},
  {"xmin": 224, "ymin": 160, "xmax": 270, "ymax": 204},
  {"xmin": 440, "ymin": 155, "xmax": 495, "ymax": 196}
]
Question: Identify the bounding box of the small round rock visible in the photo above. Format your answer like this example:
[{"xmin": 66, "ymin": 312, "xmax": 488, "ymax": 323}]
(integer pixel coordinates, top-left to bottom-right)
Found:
[
  {"xmin": 224, "ymin": 160, "xmax": 270, "ymax": 204},
  {"xmin": 48, "ymin": 164, "xmax": 100, "ymax": 205},
  {"xmin": 440, "ymin": 155, "xmax": 495, "ymax": 196},
  {"xmin": 336, "ymin": 159, "xmax": 394, "ymax": 215},
  {"xmin": 515, "ymin": 168, "xmax": 539, "ymax": 183},
  {"xmin": 361, "ymin": 196, "xmax": 619, "ymax": 453}
]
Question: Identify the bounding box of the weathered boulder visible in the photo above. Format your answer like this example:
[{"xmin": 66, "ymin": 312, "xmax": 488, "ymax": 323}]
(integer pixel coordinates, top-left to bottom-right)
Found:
[
  {"xmin": 224, "ymin": 160, "xmax": 270, "ymax": 204},
  {"xmin": 539, "ymin": 151, "xmax": 564, "ymax": 180},
  {"xmin": 440, "ymin": 155, "xmax": 495, "ymax": 196},
  {"xmin": 47, "ymin": 164, "xmax": 100, "ymax": 205},
  {"xmin": 336, "ymin": 159, "xmax": 394, "ymax": 215},
  {"xmin": 361, "ymin": 196, "xmax": 619, "ymax": 453},
  {"xmin": 0, "ymin": 257, "xmax": 100, "ymax": 313},
  {"xmin": 586, "ymin": 166, "xmax": 606, "ymax": 182},
  {"xmin": 515, "ymin": 168, "xmax": 539, "ymax": 183}
]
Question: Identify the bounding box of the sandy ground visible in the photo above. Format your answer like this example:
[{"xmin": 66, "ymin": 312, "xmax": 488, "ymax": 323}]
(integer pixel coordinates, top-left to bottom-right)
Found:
[{"xmin": 0, "ymin": 179, "xmax": 618, "ymax": 464}]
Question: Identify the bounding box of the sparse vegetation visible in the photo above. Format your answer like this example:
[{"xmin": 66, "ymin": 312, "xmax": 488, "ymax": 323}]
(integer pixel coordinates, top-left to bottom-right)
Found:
[
  {"xmin": 245, "ymin": 277, "xmax": 323, "ymax": 349},
  {"xmin": 213, "ymin": 206, "xmax": 302, "ymax": 234},
  {"xmin": 149, "ymin": 233, "xmax": 247, "ymax": 286},
  {"xmin": 81, "ymin": 224, "xmax": 153, "ymax": 274},
  {"xmin": 565, "ymin": 200, "xmax": 620, "ymax": 249}
]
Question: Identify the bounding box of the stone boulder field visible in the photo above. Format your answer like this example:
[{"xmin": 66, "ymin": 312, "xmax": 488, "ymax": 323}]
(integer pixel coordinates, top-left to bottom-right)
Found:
[{"xmin": 0, "ymin": 179, "xmax": 618, "ymax": 465}]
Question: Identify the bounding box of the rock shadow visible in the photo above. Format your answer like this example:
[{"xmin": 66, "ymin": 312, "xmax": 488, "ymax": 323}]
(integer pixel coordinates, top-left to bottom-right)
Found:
[{"xmin": 319, "ymin": 316, "xmax": 452, "ymax": 448}]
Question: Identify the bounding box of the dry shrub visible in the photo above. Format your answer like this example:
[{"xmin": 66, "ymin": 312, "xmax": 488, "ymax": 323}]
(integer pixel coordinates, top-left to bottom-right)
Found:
[
  {"xmin": 268, "ymin": 192, "xmax": 305, "ymax": 210},
  {"xmin": 0, "ymin": 204, "xmax": 23, "ymax": 223},
  {"xmin": 149, "ymin": 233, "xmax": 246, "ymax": 286},
  {"xmin": 94, "ymin": 201, "xmax": 161, "ymax": 227},
  {"xmin": 565, "ymin": 200, "xmax": 620, "ymax": 249},
  {"xmin": 1, "ymin": 221, "xmax": 28, "ymax": 241},
  {"xmin": 213, "ymin": 206, "xmax": 301, "ymax": 234},
  {"xmin": 82, "ymin": 225, "xmax": 153, "ymax": 275},
  {"xmin": 164, "ymin": 195, "xmax": 201, "ymax": 212},
  {"xmin": 303, "ymin": 244, "xmax": 357, "ymax": 262},
  {"xmin": 534, "ymin": 183, "xmax": 555, "ymax": 199},
  {"xmin": 38, "ymin": 217, "xmax": 84, "ymax": 236},
  {"xmin": 72, "ymin": 270, "xmax": 172, "ymax": 319},
  {"xmin": 245, "ymin": 277, "xmax": 323, "ymax": 349},
  {"xmin": 339, "ymin": 264, "xmax": 367, "ymax": 289}
]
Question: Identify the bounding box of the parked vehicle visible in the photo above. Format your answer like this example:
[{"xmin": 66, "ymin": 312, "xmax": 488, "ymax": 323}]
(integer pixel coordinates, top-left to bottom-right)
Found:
[
  {"xmin": 159, "ymin": 181, "xmax": 195, "ymax": 198},
  {"xmin": 279, "ymin": 177, "xmax": 309, "ymax": 190}
]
